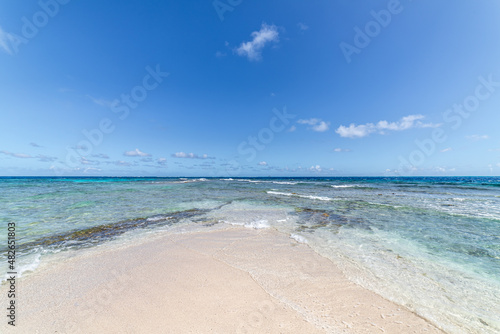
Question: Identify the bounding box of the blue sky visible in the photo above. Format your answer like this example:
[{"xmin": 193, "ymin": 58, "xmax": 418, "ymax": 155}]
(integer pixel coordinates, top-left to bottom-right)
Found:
[{"xmin": 1, "ymin": 0, "xmax": 500, "ymax": 176}]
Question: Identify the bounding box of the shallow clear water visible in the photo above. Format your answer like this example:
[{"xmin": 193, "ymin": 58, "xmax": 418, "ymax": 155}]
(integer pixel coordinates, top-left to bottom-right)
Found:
[{"xmin": 1, "ymin": 176, "xmax": 499, "ymax": 333}]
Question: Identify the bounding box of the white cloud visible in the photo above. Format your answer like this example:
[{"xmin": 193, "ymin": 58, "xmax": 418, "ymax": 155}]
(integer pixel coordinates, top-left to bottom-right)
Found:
[
  {"xmin": 335, "ymin": 123, "xmax": 372, "ymax": 138},
  {"xmin": 171, "ymin": 152, "xmax": 213, "ymax": 159},
  {"xmin": 297, "ymin": 118, "xmax": 318, "ymax": 126},
  {"xmin": 258, "ymin": 161, "xmax": 267, "ymax": 166},
  {"xmin": 30, "ymin": 142, "xmax": 43, "ymax": 148},
  {"xmin": 0, "ymin": 27, "xmax": 15, "ymax": 55},
  {"xmin": 172, "ymin": 152, "xmax": 190, "ymax": 158},
  {"xmin": 36, "ymin": 155, "xmax": 57, "ymax": 162},
  {"xmin": 335, "ymin": 114, "xmax": 440, "ymax": 138},
  {"xmin": 440, "ymin": 148, "xmax": 452, "ymax": 153},
  {"xmin": 113, "ymin": 160, "xmax": 131, "ymax": 166},
  {"xmin": 5, "ymin": 152, "xmax": 58, "ymax": 163},
  {"xmin": 80, "ymin": 157, "xmax": 100, "ymax": 165},
  {"xmin": 0, "ymin": 150, "xmax": 32, "ymax": 158},
  {"xmin": 91, "ymin": 153, "xmax": 110, "ymax": 159},
  {"xmin": 288, "ymin": 125, "xmax": 296, "ymax": 132},
  {"xmin": 314, "ymin": 122, "xmax": 329, "ymax": 132},
  {"xmin": 297, "ymin": 118, "xmax": 330, "ymax": 132},
  {"xmin": 235, "ymin": 23, "xmax": 279, "ymax": 61},
  {"xmin": 435, "ymin": 166, "xmax": 456, "ymax": 173},
  {"xmin": 157, "ymin": 157, "xmax": 167, "ymax": 166},
  {"xmin": 333, "ymin": 148, "xmax": 351, "ymax": 152},
  {"xmin": 309, "ymin": 165, "xmax": 322, "ymax": 172},
  {"xmin": 297, "ymin": 22, "xmax": 309, "ymax": 31},
  {"xmin": 465, "ymin": 134, "xmax": 489, "ymax": 141},
  {"xmin": 0, "ymin": 151, "xmax": 57, "ymax": 163},
  {"xmin": 124, "ymin": 148, "xmax": 151, "ymax": 157}
]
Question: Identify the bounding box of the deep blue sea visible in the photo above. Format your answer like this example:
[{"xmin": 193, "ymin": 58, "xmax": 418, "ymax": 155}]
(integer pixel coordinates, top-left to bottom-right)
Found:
[{"xmin": 1, "ymin": 176, "xmax": 499, "ymax": 333}]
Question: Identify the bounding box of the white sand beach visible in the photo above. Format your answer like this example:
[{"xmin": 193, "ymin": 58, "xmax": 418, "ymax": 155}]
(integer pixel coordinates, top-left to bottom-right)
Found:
[{"xmin": 1, "ymin": 227, "xmax": 443, "ymax": 333}]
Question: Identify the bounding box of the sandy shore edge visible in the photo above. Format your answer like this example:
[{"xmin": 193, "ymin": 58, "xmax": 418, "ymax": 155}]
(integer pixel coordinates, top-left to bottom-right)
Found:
[{"xmin": 1, "ymin": 227, "xmax": 444, "ymax": 333}]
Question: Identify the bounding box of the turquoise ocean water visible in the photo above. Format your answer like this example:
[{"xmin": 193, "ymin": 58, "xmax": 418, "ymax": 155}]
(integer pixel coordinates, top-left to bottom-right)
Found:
[{"xmin": 0, "ymin": 177, "xmax": 499, "ymax": 333}]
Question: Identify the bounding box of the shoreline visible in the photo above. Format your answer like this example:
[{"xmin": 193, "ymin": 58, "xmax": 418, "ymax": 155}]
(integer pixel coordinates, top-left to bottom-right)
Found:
[{"xmin": 1, "ymin": 226, "xmax": 443, "ymax": 333}]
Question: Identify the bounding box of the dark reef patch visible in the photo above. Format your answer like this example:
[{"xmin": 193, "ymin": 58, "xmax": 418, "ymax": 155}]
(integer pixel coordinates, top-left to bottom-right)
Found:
[{"xmin": 1, "ymin": 209, "xmax": 208, "ymax": 256}]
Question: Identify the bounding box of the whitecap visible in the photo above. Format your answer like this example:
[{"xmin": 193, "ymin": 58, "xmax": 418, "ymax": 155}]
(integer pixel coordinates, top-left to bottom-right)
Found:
[
  {"xmin": 2, "ymin": 253, "xmax": 41, "ymax": 283},
  {"xmin": 267, "ymin": 191, "xmax": 335, "ymax": 201},
  {"xmin": 244, "ymin": 219, "xmax": 270, "ymax": 229},
  {"xmin": 331, "ymin": 184, "xmax": 360, "ymax": 188},
  {"xmin": 146, "ymin": 216, "xmax": 167, "ymax": 222},
  {"xmin": 290, "ymin": 234, "xmax": 308, "ymax": 244}
]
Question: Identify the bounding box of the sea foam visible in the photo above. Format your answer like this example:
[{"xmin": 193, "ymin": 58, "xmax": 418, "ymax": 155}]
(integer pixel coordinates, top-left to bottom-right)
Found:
[
  {"xmin": 267, "ymin": 191, "xmax": 334, "ymax": 201},
  {"xmin": 290, "ymin": 234, "xmax": 308, "ymax": 244}
]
